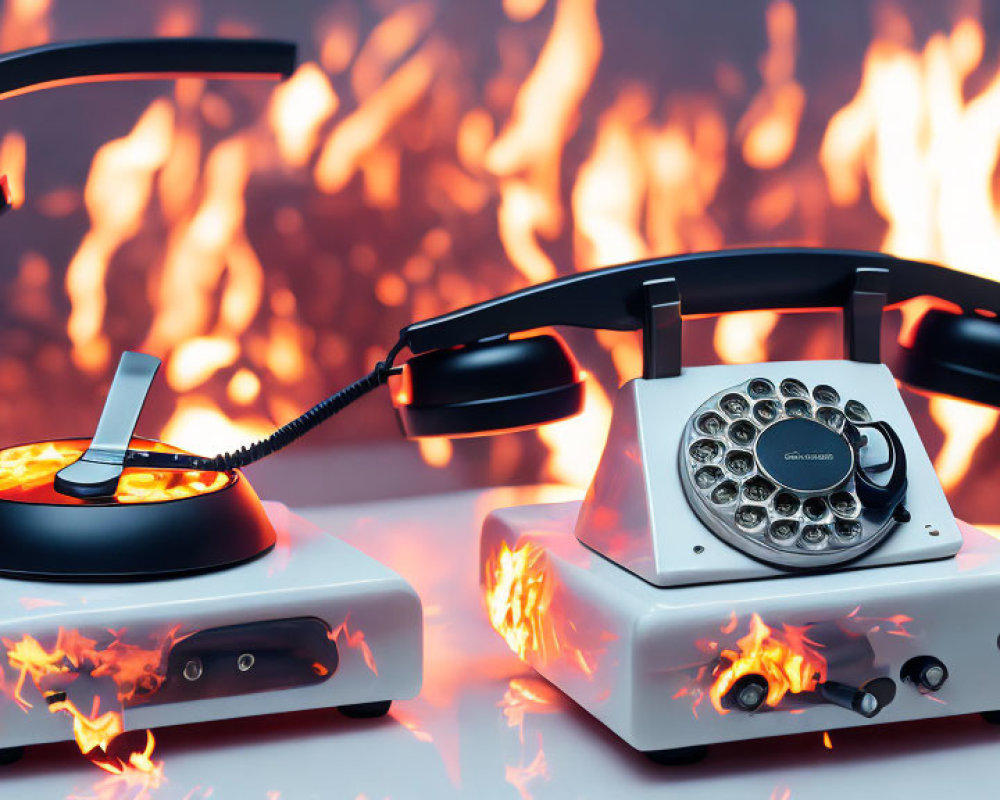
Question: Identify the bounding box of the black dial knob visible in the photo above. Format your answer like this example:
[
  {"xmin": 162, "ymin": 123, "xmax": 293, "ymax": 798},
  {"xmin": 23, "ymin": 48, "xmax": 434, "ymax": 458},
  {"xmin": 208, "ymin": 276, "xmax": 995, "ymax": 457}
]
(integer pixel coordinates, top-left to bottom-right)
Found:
[
  {"xmin": 722, "ymin": 674, "xmax": 769, "ymax": 712},
  {"xmin": 900, "ymin": 656, "xmax": 948, "ymax": 692}
]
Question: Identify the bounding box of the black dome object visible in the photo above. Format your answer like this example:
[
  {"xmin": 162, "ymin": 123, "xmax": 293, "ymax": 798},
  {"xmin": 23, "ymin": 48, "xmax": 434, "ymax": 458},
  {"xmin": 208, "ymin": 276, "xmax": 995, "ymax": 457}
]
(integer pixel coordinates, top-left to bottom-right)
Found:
[
  {"xmin": 393, "ymin": 334, "xmax": 584, "ymax": 437},
  {"xmin": 0, "ymin": 439, "xmax": 275, "ymax": 581},
  {"xmin": 899, "ymin": 309, "xmax": 1000, "ymax": 407}
]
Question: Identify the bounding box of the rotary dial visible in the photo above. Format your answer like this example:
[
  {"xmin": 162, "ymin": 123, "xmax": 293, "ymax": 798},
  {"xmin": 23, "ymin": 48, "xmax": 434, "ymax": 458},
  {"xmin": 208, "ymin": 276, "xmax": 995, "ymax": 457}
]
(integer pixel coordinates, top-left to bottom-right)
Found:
[{"xmin": 679, "ymin": 377, "xmax": 904, "ymax": 569}]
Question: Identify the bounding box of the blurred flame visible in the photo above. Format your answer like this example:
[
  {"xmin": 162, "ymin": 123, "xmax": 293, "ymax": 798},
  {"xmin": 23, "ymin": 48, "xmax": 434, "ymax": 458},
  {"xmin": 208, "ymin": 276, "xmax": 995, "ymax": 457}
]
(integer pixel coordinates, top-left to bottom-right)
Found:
[
  {"xmin": 823, "ymin": 730, "xmax": 833, "ymax": 749},
  {"xmin": 315, "ymin": 42, "xmax": 440, "ymax": 195},
  {"xmin": 487, "ymin": 0, "xmax": 603, "ymax": 283},
  {"xmin": 709, "ymin": 613, "xmax": 827, "ymax": 714},
  {"xmin": 505, "ymin": 747, "xmax": 549, "ymax": 800},
  {"xmin": 417, "ymin": 437, "xmax": 453, "ymax": 468},
  {"xmin": 738, "ymin": 0, "xmax": 803, "ymax": 169},
  {"xmin": 0, "ymin": 0, "xmax": 50, "ymax": 51},
  {"xmin": 504, "ymin": 0, "xmax": 548, "ymax": 23},
  {"xmin": 820, "ymin": 15, "xmax": 1000, "ymax": 278},
  {"xmin": 0, "ymin": 131, "xmax": 26, "ymax": 208},
  {"xmin": 714, "ymin": 310, "xmax": 780, "ymax": 364},
  {"xmin": 66, "ymin": 100, "xmax": 175, "ymax": 373},
  {"xmin": 928, "ymin": 396, "xmax": 999, "ymax": 491},
  {"xmin": 268, "ymin": 63, "xmax": 339, "ymax": 167},
  {"xmin": 537, "ymin": 373, "xmax": 611, "ymax": 488}
]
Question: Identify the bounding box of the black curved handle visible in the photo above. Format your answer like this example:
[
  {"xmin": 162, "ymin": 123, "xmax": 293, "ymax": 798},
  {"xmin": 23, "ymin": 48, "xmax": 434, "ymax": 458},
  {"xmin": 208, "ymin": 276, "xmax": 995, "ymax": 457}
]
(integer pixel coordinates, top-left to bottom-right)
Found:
[
  {"xmin": 851, "ymin": 420, "xmax": 907, "ymax": 511},
  {"xmin": 401, "ymin": 248, "xmax": 1000, "ymax": 354},
  {"xmin": 0, "ymin": 37, "xmax": 296, "ymax": 100}
]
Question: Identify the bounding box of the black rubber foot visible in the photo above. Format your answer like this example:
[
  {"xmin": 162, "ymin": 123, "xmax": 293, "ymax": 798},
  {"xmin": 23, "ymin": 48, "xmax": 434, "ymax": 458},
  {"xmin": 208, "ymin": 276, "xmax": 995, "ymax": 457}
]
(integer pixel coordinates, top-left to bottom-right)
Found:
[
  {"xmin": 338, "ymin": 700, "xmax": 392, "ymax": 719},
  {"xmin": 645, "ymin": 744, "xmax": 708, "ymax": 766},
  {"xmin": 0, "ymin": 746, "xmax": 24, "ymax": 766},
  {"xmin": 981, "ymin": 710, "xmax": 1000, "ymax": 725}
]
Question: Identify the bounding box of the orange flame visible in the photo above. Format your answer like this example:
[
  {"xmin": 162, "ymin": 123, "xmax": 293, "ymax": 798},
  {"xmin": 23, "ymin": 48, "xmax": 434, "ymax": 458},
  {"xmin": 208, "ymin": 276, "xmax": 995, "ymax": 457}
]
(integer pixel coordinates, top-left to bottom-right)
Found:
[
  {"xmin": 66, "ymin": 99, "xmax": 174, "ymax": 373},
  {"xmin": 709, "ymin": 613, "xmax": 827, "ymax": 714},
  {"xmin": 328, "ymin": 616, "xmax": 378, "ymax": 676},
  {"xmin": 484, "ymin": 541, "xmax": 553, "ymax": 663},
  {"xmin": 0, "ymin": 440, "xmax": 229, "ymax": 504},
  {"xmin": 820, "ymin": 13, "xmax": 1000, "ymax": 279},
  {"xmin": 504, "ymin": 746, "xmax": 549, "ymax": 800},
  {"xmin": 2, "ymin": 627, "xmax": 172, "ymax": 778},
  {"xmin": 928, "ymin": 396, "xmax": 999, "ymax": 491},
  {"xmin": 487, "ymin": 0, "xmax": 603, "ymax": 284},
  {"xmin": 268, "ymin": 62, "xmax": 339, "ymax": 167},
  {"xmin": 738, "ymin": 0, "xmax": 803, "ymax": 169},
  {"xmin": 0, "ymin": 131, "xmax": 26, "ymax": 209}
]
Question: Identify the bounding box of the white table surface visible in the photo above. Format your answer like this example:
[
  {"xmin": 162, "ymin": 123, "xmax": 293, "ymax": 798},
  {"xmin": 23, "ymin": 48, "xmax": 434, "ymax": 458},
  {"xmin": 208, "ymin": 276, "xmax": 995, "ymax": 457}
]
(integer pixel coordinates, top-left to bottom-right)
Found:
[{"xmin": 2, "ymin": 485, "xmax": 999, "ymax": 800}]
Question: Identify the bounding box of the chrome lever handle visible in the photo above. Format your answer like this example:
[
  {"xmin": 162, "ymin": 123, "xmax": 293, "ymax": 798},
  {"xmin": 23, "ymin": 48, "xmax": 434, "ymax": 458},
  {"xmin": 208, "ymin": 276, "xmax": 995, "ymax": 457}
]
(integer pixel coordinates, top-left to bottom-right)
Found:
[{"xmin": 54, "ymin": 351, "xmax": 161, "ymax": 499}]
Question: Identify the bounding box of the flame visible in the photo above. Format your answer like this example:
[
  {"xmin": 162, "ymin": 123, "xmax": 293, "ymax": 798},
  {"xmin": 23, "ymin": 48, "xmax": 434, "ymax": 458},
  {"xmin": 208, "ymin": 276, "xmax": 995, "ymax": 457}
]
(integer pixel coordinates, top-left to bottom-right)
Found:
[
  {"xmin": 0, "ymin": 131, "xmax": 26, "ymax": 209},
  {"xmin": 328, "ymin": 616, "xmax": 378, "ymax": 676},
  {"xmin": 268, "ymin": 63, "xmax": 339, "ymax": 167},
  {"xmin": 928, "ymin": 396, "xmax": 999, "ymax": 491},
  {"xmin": 504, "ymin": 745, "xmax": 549, "ymax": 800},
  {"xmin": 2, "ymin": 627, "xmax": 174, "ymax": 778},
  {"xmin": 537, "ymin": 372, "xmax": 611, "ymax": 488},
  {"xmin": 66, "ymin": 100, "xmax": 175, "ymax": 372},
  {"xmin": 738, "ymin": 0, "xmax": 803, "ymax": 169},
  {"xmin": 484, "ymin": 541, "xmax": 553, "ymax": 663},
  {"xmin": 820, "ymin": 14, "xmax": 1000, "ymax": 279},
  {"xmin": 486, "ymin": 0, "xmax": 603, "ymax": 283},
  {"xmin": 714, "ymin": 310, "xmax": 780, "ymax": 364},
  {"xmin": 315, "ymin": 41, "xmax": 441, "ymax": 195},
  {"xmin": 500, "ymin": 677, "xmax": 559, "ymax": 744},
  {"xmin": 709, "ymin": 613, "xmax": 827, "ymax": 714},
  {"xmin": 417, "ymin": 437, "xmax": 453, "ymax": 468},
  {"xmin": 0, "ymin": 0, "xmax": 50, "ymax": 51},
  {"xmin": 484, "ymin": 538, "xmax": 607, "ymax": 676},
  {"xmin": 48, "ymin": 697, "xmax": 124, "ymax": 758},
  {"xmin": 822, "ymin": 730, "xmax": 833, "ymax": 750},
  {"xmin": 0, "ymin": 440, "xmax": 229, "ymax": 503}
]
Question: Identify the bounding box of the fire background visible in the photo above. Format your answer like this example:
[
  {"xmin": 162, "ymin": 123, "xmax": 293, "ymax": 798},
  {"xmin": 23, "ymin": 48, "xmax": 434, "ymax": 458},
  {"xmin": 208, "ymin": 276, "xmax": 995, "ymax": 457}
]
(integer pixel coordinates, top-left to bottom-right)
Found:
[{"xmin": 2, "ymin": 0, "xmax": 1000, "ymax": 520}]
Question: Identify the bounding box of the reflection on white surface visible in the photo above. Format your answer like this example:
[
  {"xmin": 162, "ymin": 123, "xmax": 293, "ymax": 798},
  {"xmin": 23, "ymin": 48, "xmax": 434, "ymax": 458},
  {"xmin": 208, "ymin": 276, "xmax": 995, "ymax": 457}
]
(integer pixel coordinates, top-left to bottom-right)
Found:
[{"xmin": 1, "ymin": 487, "xmax": 999, "ymax": 799}]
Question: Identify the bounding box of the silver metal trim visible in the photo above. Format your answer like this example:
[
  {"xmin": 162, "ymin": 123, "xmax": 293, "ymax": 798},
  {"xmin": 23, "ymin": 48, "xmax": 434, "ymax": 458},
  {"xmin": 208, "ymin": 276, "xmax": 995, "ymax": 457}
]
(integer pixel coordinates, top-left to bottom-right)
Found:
[{"xmin": 55, "ymin": 351, "xmax": 161, "ymax": 497}]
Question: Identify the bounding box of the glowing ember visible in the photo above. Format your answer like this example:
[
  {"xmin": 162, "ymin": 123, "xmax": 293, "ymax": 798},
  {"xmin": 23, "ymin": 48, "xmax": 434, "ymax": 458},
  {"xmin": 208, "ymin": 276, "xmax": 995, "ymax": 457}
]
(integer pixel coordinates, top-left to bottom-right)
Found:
[
  {"xmin": 0, "ymin": 440, "xmax": 230, "ymax": 504},
  {"xmin": 709, "ymin": 613, "xmax": 827, "ymax": 714}
]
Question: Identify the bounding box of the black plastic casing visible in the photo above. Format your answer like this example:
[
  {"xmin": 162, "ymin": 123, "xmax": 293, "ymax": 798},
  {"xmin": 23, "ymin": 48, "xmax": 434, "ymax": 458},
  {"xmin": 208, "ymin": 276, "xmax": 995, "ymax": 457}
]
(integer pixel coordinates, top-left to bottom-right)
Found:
[
  {"xmin": 0, "ymin": 472, "xmax": 275, "ymax": 581},
  {"xmin": 900, "ymin": 309, "xmax": 1000, "ymax": 406},
  {"xmin": 394, "ymin": 334, "xmax": 584, "ymax": 437}
]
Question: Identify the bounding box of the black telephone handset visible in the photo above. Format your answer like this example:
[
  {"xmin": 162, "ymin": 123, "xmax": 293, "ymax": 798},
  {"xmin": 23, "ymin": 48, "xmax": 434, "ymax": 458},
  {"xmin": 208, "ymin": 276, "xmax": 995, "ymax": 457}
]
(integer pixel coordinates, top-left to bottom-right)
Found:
[{"xmin": 391, "ymin": 248, "xmax": 1000, "ymax": 436}]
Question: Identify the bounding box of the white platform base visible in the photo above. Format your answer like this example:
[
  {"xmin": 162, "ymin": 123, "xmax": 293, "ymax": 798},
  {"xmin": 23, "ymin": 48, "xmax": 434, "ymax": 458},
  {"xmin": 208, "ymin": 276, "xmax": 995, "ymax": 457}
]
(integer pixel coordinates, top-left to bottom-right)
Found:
[
  {"xmin": 0, "ymin": 502, "xmax": 422, "ymax": 750},
  {"xmin": 482, "ymin": 500, "xmax": 1000, "ymax": 753}
]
